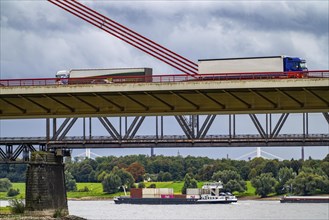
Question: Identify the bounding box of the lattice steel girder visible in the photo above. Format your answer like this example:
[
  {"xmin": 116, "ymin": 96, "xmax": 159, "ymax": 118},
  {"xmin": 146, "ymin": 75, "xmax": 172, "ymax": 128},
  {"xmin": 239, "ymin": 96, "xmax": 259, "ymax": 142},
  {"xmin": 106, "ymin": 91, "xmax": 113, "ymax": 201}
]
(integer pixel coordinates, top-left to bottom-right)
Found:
[
  {"xmin": 1, "ymin": 113, "xmax": 328, "ymax": 147},
  {"xmin": 124, "ymin": 116, "xmax": 146, "ymax": 139},
  {"xmin": 0, "ymin": 78, "xmax": 328, "ymax": 119},
  {"xmin": 1, "ymin": 113, "xmax": 328, "ymax": 158},
  {"xmin": 0, "ymin": 144, "xmax": 36, "ymax": 162},
  {"xmin": 51, "ymin": 118, "xmax": 78, "ymax": 141},
  {"xmin": 175, "ymin": 115, "xmax": 194, "ymax": 139},
  {"xmin": 0, "ymin": 144, "xmax": 58, "ymax": 163},
  {"xmin": 98, "ymin": 117, "xmax": 120, "ymax": 140}
]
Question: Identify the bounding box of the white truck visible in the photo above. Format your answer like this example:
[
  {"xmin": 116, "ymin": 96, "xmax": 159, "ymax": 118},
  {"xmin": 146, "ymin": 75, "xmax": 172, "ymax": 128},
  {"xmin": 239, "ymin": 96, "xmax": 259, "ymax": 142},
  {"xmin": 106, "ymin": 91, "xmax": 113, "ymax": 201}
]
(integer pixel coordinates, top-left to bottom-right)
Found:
[
  {"xmin": 198, "ymin": 56, "xmax": 308, "ymax": 78},
  {"xmin": 56, "ymin": 67, "xmax": 152, "ymax": 84}
]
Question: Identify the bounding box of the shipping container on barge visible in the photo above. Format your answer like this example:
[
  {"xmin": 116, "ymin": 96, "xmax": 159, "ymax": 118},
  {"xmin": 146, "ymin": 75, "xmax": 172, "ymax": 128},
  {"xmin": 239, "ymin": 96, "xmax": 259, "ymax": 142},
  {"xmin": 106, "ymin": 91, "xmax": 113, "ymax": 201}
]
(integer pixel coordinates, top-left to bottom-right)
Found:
[{"xmin": 114, "ymin": 182, "xmax": 237, "ymax": 205}]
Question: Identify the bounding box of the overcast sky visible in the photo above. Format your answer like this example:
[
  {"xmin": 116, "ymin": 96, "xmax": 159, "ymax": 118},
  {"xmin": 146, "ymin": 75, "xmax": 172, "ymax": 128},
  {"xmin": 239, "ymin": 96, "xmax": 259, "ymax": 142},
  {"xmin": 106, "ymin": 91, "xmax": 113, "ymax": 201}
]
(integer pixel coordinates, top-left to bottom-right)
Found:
[{"xmin": 1, "ymin": 0, "xmax": 328, "ymax": 160}]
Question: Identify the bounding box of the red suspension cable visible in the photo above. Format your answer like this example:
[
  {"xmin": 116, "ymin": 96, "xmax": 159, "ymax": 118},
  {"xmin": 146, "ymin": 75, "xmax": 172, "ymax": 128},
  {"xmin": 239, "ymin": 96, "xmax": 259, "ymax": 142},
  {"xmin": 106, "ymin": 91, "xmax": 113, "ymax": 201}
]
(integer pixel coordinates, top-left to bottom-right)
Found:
[
  {"xmin": 70, "ymin": 0, "xmax": 198, "ymax": 72},
  {"xmin": 48, "ymin": 0, "xmax": 199, "ymax": 75}
]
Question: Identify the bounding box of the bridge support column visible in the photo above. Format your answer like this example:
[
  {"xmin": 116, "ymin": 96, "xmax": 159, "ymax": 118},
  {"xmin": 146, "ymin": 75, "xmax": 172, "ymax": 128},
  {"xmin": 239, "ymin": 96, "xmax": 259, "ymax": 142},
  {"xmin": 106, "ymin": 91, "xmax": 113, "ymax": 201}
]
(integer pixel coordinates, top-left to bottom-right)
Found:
[{"xmin": 25, "ymin": 151, "xmax": 68, "ymax": 216}]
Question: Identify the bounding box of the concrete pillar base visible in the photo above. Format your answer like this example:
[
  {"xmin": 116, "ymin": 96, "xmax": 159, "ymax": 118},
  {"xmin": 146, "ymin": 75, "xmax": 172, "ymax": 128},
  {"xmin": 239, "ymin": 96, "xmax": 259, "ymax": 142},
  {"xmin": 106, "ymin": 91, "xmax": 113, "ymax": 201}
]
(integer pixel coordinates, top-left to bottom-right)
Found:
[{"xmin": 25, "ymin": 151, "xmax": 68, "ymax": 217}]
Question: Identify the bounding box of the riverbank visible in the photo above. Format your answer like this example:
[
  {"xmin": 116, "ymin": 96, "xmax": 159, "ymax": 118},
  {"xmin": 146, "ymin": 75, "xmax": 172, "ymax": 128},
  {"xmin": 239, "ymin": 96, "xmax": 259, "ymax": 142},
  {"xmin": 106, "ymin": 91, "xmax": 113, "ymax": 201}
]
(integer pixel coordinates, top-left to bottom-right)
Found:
[{"xmin": 0, "ymin": 215, "xmax": 86, "ymax": 220}]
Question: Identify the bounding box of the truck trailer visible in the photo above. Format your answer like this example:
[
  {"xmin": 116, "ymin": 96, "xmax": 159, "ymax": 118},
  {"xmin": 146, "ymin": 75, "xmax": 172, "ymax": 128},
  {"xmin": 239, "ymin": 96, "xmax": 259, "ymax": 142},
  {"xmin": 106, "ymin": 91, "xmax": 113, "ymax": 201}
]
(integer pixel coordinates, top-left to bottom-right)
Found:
[
  {"xmin": 198, "ymin": 56, "xmax": 308, "ymax": 78},
  {"xmin": 56, "ymin": 67, "xmax": 152, "ymax": 84}
]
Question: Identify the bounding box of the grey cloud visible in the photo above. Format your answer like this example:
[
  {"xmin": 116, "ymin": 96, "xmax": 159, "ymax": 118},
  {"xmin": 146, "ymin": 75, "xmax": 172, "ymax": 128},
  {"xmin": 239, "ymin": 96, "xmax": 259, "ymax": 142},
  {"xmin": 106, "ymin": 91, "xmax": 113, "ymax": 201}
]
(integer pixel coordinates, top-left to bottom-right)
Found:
[
  {"xmin": 90, "ymin": 1, "xmax": 328, "ymax": 69},
  {"xmin": 1, "ymin": 0, "xmax": 328, "ymax": 79},
  {"xmin": 1, "ymin": 1, "xmax": 89, "ymax": 34},
  {"xmin": 93, "ymin": 1, "xmax": 328, "ymax": 35},
  {"xmin": 207, "ymin": 2, "xmax": 328, "ymax": 35}
]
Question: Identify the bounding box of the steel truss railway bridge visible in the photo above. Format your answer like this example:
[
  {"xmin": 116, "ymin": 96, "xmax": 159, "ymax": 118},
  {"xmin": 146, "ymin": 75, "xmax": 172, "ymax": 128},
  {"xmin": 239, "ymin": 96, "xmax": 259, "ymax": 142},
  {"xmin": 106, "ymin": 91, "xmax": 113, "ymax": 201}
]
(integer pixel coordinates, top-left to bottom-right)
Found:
[{"xmin": 1, "ymin": 74, "xmax": 329, "ymax": 162}]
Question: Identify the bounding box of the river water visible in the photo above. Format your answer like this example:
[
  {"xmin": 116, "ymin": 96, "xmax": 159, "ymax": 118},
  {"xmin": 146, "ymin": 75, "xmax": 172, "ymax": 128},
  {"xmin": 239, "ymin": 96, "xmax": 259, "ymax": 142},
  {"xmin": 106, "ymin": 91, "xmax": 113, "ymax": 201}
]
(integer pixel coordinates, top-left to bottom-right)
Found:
[
  {"xmin": 1, "ymin": 200, "xmax": 328, "ymax": 219},
  {"xmin": 67, "ymin": 200, "xmax": 329, "ymax": 220}
]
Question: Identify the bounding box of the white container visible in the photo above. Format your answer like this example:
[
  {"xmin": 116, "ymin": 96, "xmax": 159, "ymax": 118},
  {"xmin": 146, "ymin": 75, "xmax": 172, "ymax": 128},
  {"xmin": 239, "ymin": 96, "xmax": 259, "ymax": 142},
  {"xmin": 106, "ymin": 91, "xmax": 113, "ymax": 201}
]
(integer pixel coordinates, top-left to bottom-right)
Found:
[
  {"xmin": 142, "ymin": 188, "xmax": 156, "ymax": 195},
  {"xmin": 142, "ymin": 194, "xmax": 157, "ymax": 198},
  {"xmin": 198, "ymin": 56, "xmax": 285, "ymax": 74},
  {"xmin": 187, "ymin": 188, "xmax": 201, "ymax": 195},
  {"xmin": 67, "ymin": 68, "xmax": 152, "ymax": 78}
]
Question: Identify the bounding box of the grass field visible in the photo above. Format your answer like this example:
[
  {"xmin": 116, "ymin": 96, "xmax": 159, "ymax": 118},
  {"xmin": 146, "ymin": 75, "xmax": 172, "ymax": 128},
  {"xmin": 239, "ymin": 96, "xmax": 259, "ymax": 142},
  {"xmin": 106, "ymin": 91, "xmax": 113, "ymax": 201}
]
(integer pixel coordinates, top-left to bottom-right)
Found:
[
  {"xmin": 235, "ymin": 181, "xmax": 256, "ymax": 197},
  {"xmin": 0, "ymin": 183, "xmax": 25, "ymax": 200},
  {"xmin": 67, "ymin": 182, "xmax": 125, "ymax": 199},
  {"xmin": 0, "ymin": 181, "xmax": 257, "ymax": 200}
]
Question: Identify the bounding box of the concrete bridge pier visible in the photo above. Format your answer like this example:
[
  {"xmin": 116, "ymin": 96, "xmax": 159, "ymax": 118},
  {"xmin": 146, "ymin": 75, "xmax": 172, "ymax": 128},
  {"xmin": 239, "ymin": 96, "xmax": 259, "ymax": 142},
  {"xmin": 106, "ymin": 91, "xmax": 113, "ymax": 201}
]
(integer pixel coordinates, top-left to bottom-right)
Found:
[{"xmin": 25, "ymin": 151, "xmax": 68, "ymax": 216}]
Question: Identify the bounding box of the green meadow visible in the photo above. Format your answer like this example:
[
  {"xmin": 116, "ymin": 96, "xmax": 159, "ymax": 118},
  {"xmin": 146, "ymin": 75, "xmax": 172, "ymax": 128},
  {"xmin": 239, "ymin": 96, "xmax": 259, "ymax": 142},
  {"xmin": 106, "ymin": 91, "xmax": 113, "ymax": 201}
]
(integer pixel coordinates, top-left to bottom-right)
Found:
[
  {"xmin": 0, "ymin": 183, "xmax": 25, "ymax": 200},
  {"xmin": 0, "ymin": 181, "xmax": 256, "ymax": 200}
]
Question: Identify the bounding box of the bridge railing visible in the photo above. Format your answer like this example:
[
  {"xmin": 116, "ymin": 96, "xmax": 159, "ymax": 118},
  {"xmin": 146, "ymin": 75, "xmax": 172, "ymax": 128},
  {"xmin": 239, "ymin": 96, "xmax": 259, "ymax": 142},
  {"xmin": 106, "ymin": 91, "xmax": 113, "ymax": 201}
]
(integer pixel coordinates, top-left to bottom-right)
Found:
[
  {"xmin": 1, "ymin": 133, "xmax": 328, "ymax": 144},
  {"xmin": 0, "ymin": 70, "xmax": 328, "ymax": 87}
]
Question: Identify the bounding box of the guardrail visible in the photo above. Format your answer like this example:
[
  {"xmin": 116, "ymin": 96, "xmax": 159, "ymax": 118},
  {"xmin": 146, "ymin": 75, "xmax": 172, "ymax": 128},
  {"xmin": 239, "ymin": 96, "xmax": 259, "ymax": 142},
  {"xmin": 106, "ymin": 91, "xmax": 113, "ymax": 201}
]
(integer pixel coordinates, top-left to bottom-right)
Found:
[
  {"xmin": 0, "ymin": 70, "xmax": 328, "ymax": 87},
  {"xmin": 1, "ymin": 133, "xmax": 328, "ymax": 150},
  {"xmin": 1, "ymin": 133, "xmax": 328, "ymax": 143}
]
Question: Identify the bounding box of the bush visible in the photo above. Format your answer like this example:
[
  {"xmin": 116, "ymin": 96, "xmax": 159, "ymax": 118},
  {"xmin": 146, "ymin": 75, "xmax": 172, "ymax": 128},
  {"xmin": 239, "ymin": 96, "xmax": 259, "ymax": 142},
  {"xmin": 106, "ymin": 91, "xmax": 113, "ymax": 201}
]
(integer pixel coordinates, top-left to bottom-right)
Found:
[
  {"xmin": 65, "ymin": 170, "xmax": 77, "ymax": 192},
  {"xmin": 288, "ymin": 171, "xmax": 328, "ymax": 195},
  {"xmin": 78, "ymin": 186, "xmax": 90, "ymax": 192},
  {"xmin": 148, "ymin": 183, "xmax": 156, "ymax": 188},
  {"xmin": 182, "ymin": 174, "xmax": 198, "ymax": 194},
  {"xmin": 102, "ymin": 173, "xmax": 122, "ymax": 193},
  {"xmin": 0, "ymin": 178, "xmax": 12, "ymax": 192},
  {"xmin": 251, "ymin": 173, "xmax": 277, "ymax": 197},
  {"xmin": 9, "ymin": 198, "xmax": 25, "ymax": 214},
  {"xmin": 138, "ymin": 182, "xmax": 145, "ymax": 188},
  {"xmin": 7, "ymin": 188, "xmax": 20, "ymax": 197}
]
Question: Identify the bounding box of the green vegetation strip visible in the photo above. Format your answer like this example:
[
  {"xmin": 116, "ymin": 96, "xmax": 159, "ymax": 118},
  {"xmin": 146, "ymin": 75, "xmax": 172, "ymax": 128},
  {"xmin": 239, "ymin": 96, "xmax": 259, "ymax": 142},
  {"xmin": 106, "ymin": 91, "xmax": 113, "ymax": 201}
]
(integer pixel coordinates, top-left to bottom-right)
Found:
[
  {"xmin": 0, "ymin": 206, "xmax": 12, "ymax": 215},
  {"xmin": 0, "ymin": 181, "xmax": 257, "ymax": 200},
  {"xmin": 235, "ymin": 181, "xmax": 256, "ymax": 197},
  {"xmin": 68, "ymin": 183, "xmax": 117, "ymax": 199}
]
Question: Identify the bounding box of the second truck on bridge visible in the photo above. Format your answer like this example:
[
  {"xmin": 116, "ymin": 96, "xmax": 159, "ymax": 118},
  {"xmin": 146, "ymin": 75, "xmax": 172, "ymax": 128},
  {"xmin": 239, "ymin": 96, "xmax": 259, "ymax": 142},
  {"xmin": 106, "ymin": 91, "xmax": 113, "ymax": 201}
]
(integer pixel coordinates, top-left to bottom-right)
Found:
[
  {"xmin": 56, "ymin": 67, "xmax": 152, "ymax": 84},
  {"xmin": 198, "ymin": 55, "xmax": 308, "ymax": 77}
]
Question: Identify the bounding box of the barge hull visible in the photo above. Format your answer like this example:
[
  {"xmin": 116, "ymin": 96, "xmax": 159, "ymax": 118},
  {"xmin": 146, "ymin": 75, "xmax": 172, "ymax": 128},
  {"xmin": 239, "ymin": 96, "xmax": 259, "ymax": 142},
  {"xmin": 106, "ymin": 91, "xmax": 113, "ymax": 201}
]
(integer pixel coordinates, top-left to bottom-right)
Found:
[
  {"xmin": 114, "ymin": 197, "xmax": 237, "ymax": 205},
  {"xmin": 114, "ymin": 197, "xmax": 198, "ymax": 204},
  {"xmin": 280, "ymin": 196, "xmax": 329, "ymax": 203}
]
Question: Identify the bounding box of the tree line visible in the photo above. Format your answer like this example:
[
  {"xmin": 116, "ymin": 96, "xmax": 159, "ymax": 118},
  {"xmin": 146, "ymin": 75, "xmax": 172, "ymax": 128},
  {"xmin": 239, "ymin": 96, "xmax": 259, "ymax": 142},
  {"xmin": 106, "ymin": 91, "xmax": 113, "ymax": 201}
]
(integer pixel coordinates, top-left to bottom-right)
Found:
[{"xmin": 1, "ymin": 154, "xmax": 329, "ymax": 197}]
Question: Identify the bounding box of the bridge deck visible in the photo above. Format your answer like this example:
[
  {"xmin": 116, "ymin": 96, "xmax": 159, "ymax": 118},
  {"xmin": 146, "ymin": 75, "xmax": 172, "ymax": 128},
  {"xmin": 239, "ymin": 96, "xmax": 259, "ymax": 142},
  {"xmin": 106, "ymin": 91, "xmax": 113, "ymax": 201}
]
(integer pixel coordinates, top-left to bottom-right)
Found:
[
  {"xmin": 1, "ymin": 134, "xmax": 328, "ymax": 148},
  {"xmin": 1, "ymin": 77, "xmax": 329, "ymax": 119}
]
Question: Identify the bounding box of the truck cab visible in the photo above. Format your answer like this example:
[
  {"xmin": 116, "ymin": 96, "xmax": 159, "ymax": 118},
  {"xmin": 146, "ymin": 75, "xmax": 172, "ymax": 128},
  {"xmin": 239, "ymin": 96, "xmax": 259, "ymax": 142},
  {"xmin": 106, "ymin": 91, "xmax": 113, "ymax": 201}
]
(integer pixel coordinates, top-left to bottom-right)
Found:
[
  {"xmin": 56, "ymin": 70, "xmax": 70, "ymax": 78},
  {"xmin": 283, "ymin": 57, "xmax": 308, "ymax": 78},
  {"xmin": 55, "ymin": 70, "xmax": 70, "ymax": 84},
  {"xmin": 283, "ymin": 57, "xmax": 308, "ymax": 72}
]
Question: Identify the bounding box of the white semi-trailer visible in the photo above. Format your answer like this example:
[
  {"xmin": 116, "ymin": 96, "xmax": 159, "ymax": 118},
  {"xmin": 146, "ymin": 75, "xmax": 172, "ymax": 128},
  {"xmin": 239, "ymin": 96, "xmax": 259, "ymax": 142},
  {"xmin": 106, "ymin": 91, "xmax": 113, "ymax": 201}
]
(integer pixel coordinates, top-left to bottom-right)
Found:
[
  {"xmin": 56, "ymin": 67, "xmax": 152, "ymax": 83},
  {"xmin": 198, "ymin": 56, "xmax": 307, "ymax": 77}
]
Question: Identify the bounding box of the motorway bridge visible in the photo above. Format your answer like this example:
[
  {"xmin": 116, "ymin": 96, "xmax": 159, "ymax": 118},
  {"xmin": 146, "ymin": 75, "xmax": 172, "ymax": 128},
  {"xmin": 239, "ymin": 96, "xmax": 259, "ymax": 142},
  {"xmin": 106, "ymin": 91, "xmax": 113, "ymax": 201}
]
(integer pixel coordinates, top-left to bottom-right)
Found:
[
  {"xmin": 1, "ymin": 72, "xmax": 328, "ymax": 118},
  {"xmin": 0, "ymin": 72, "xmax": 329, "ymax": 162}
]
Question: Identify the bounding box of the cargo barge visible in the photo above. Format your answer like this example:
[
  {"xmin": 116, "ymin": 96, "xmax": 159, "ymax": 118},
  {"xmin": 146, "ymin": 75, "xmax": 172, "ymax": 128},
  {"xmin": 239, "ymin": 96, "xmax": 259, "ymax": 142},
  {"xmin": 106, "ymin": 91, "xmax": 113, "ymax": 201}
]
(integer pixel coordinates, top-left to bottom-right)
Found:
[
  {"xmin": 114, "ymin": 182, "xmax": 237, "ymax": 205},
  {"xmin": 280, "ymin": 196, "xmax": 329, "ymax": 203}
]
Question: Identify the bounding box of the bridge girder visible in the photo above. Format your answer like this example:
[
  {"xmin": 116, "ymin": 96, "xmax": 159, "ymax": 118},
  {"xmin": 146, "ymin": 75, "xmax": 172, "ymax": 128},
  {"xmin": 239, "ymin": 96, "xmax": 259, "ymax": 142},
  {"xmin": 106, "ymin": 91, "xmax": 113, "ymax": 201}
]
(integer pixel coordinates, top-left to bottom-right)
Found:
[{"xmin": 0, "ymin": 78, "xmax": 328, "ymax": 119}]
